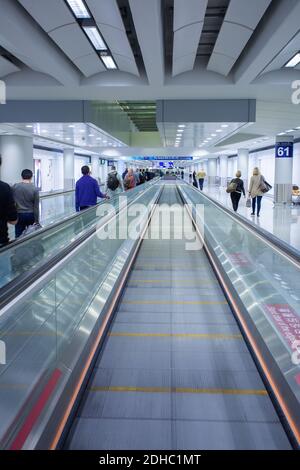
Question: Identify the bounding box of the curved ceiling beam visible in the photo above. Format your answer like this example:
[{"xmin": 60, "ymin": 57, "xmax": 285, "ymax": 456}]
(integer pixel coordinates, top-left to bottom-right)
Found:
[
  {"xmin": 0, "ymin": 0, "xmax": 80, "ymax": 85},
  {"xmin": 207, "ymin": 0, "xmax": 272, "ymax": 77},
  {"xmin": 172, "ymin": 0, "xmax": 208, "ymax": 77}
]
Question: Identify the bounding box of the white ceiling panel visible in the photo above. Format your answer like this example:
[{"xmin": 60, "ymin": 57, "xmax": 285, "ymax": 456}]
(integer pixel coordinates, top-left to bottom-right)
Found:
[
  {"xmin": 73, "ymin": 53, "xmax": 106, "ymax": 76},
  {"xmin": 174, "ymin": 0, "xmax": 208, "ymax": 31},
  {"xmin": 172, "ymin": 0, "xmax": 207, "ymax": 77},
  {"xmin": 86, "ymin": 0, "xmax": 124, "ymax": 30},
  {"xmin": 206, "ymin": 53, "xmax": 236, "ymax": 77},
  {"xmin": 173, "ymin": 54, "xmax": 197, "ymax": 77},
  {"xmin": 18, "ymin": 0, "xmax": 75, "ymax": 33},
  {"xmin": 0, "ymin": 56, "xmax": 20, "ymax": 77},
  {"xmin": 207, "ymin": 0, "xmax": 272, "ymax": 76},
  {"xmin": 225, "ymin": 0, "xmax": 272, "ymax": 30},
  {"xmin": 259, "ymin": 30, "xmax": 300, "ymax": 75},
  {"xmin": 173, "ymin": 24, "xmax": 203, "ymax": 61},
  {"xmin": 49, "ymin": 23, "xmax": 93, "ymax": 59},
  {"xmin": 98, "ymin": 24, "xmax": 134, "ymax": 59},
  {"xmin": 113, "ymin": 54, "xmax": 139, "ymax": 76}
]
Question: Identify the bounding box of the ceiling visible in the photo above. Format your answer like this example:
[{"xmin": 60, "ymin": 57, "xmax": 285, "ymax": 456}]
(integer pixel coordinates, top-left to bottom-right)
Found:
[{"xmin": 0, "ymin": 0, "xmax": 300, "ymax": 159}]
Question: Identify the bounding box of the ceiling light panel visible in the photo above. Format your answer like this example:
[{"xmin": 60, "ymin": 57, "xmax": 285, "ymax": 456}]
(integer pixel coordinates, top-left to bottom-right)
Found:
[
  {"xmin": 101, "ymin": 55, "xmax": 118, "ymax": 70},
  {"xmin": 65, "ymin": 0, "xmax": 91, "ymax": 19},
  {"xmin": 83, "ymin": 27, "xmax": 107, "ymax": 50},
  {"xmin": 285, "ymin": 52, "xmax": 300, "ymax": 68}
]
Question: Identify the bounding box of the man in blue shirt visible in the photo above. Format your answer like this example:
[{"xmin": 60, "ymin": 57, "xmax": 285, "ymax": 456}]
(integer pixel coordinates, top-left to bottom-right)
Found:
[{"xmin": 75, "ymin": 166, "xmax": 108, "ymax": 212}]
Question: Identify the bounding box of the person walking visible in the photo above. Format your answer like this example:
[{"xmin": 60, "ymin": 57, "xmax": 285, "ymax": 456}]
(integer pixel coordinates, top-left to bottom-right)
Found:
[
  {"xmin": 124, "ymin": 168, "xmax": 136, "ymax": 191},
  {"xmin": 197, "ymin": 168, "xmax": 206, "ymax": 191},
  {"xmin": 105, "ymin": 165, "xmax": 124, "ymax": 198},
  {"xmin": 229, "ymin": 171, "xmax": 245, "ymax": 212},
  {"xmin": 13, "ymin": 169, "xmax": 40, "ymax": 238},
  {"xmin": 75, "ymin": 165, "xmax": 108, "ymax": 212},
  {"xmin": 193, "ymin": 171, "xmax": 198, "ymax": 188},
  {"xmin": 0, "ymin": 180, "xmax": 18, "ymax": 246},
  {"xmin": 248, "ymin": 167, "xmax": 265, "ymax": 217}
]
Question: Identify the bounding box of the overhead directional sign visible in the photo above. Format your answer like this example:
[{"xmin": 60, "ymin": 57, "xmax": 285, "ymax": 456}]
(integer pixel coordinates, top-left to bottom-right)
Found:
[
  {"xmin": 275, "ymin": 142, "xmax": 294, "ymax": 158},
  {"xmin": 132, "ymin": 156, "xmax": 193, "ymax": 161}
]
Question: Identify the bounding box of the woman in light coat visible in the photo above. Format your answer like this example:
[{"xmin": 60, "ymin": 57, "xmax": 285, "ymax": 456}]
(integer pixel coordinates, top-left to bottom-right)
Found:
[{"xmin": 248, "ymin": 167, "xmax": 264, "ymax": 217}]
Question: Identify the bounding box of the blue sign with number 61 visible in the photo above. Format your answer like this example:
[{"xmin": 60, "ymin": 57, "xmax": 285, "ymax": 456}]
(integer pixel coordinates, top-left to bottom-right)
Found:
[{"xmin": 275, "ymin": 142, "xmax": 294, "ymax": 158}]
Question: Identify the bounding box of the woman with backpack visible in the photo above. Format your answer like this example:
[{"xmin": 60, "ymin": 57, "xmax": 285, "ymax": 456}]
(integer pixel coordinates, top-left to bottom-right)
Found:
[
  {"xmin": 248, "ymin": 167, "xmax": 269, "ymax": 217},
  {"xmin": 227, "ymin": 170, "xmax": 245, "ymax": 212},
  {"xmin": 106, "ymin": 165, "xmax": 124, "ymax": 198}
]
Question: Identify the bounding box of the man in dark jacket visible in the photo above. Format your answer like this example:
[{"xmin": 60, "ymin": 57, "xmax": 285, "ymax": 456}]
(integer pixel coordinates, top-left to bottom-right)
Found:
[
  {"xmin": 75, "ymin": 165, "xmax": 108, "ymax": 211},
  {"xmin": 0, "ymin": 180, "xmax": 18, "ymax": 246}
]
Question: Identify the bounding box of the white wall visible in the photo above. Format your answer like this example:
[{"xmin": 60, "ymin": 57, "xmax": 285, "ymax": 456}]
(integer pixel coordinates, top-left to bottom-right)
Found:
[
  {"xmin": 74, "ymin": 156, "xmax": 90, "ymax": 182},
  {"xmin": 33, "ymin": 148, "xmax": 63, "ymax": 192}
]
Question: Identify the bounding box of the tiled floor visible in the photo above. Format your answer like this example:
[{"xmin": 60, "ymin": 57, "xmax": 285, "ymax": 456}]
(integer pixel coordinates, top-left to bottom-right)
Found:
[{"xmin": 201, "ymin": 184, "xmax": 300, "ymax": 251}]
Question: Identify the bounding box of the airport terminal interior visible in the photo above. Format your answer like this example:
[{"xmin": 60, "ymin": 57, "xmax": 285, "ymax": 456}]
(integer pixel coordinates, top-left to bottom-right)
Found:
[{"xmin": 0, "ymin": 0, "xmax": 300, "ymax": 452}]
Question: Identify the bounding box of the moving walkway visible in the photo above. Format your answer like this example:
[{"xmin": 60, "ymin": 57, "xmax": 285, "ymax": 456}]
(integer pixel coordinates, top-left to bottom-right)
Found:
[{"xmin": 0, "ymin": 182, "xmax": 299, "ymax": 450}]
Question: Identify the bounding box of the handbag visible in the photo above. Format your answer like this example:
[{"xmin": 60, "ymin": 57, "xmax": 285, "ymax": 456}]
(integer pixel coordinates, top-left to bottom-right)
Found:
[
  {"xmin": 259, "ymin": 176, "xmax": 272, "ymax": 193},
  {"xmin": 246, "ymin": 198, "xmax": 252, "ymax": 208}
]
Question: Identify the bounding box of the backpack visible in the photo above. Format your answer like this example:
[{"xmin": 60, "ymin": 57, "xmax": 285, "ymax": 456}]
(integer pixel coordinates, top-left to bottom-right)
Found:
[
  {"xmin": 107, "ymin": 172, "xmax": 119, "ymax": 191},
  {"xmin": 226, "ymin": 181, "xmax": 238, "ymax": 193}
]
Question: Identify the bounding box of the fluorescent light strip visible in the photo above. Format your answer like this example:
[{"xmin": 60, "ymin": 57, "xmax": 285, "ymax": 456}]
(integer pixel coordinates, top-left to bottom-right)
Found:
[
  {"xmin": 285, "ymin": 52, "xmax": 300, "ymax": 68},
  {"xmin": 101, "ymin": 55, "xmax": 117, "ymax": 70},
  {"xmin": 66, "ymin": 0, "xmax": 90, "ymax": 19},
  {"xmin": 83, "ymin": 27, "xmax": 107, "ymax": 51}
]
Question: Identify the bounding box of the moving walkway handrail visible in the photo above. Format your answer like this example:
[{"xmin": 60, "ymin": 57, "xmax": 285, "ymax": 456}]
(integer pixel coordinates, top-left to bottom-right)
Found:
[
  {"xmin": 0, "ymin": 177, "xmax": 160, "ymax": 253},
  {"xmin": 181, "ymin": 181, "xmax": 300, "ymax": 264},
  {"xmin": 0, "ymin": 178, "xmax": 161, "ymax": 309},
  {"xmin": 178, "ymin": 183, "xmax": 300, "ymax": 449}
]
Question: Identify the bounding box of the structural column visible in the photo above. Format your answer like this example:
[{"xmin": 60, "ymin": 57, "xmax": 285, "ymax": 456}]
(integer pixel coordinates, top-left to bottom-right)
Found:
[
  {"xmin": 91, "ymin": 155, "xmax": 100, "ymax": 184},
  {"xmin": 0, "ymin": 135, "xmax": 33, "ymax": 185},
  {"xmin": 237, "ymin": 148, "xmax": 249, "ymax": 190},
  {"xmin": 208, "ymin": 158, "xmax": 217, "ymax": 185},
  {"xmin": 63, "ymin": 148, "xmax": 75, "ymax": 190},
  {"xmin": 274, "ymin": 135, "xmax": 294, "ymax": 204},
  {"xmin": 219, "ymin": 155, "xmax": 228, "ymax": 187}
]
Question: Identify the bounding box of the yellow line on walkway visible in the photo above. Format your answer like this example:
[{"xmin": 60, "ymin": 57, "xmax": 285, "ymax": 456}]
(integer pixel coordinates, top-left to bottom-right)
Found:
[
  {"xmin": 127, "ymin": 279, "xmax": 217, "ymax": 284},
  {"xmin": 90, "ymin": 386, "xmax": 267, "ymax": 396},
  {"xmin": 122, "ymin": 300, "xmax": 227, "ymax": 305},
  {"xmin": 109, "ymin": 332, "xmax": 242, "ymax": 340}
]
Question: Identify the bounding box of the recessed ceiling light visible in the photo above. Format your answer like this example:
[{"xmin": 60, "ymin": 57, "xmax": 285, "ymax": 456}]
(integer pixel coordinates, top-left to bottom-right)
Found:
[
  {"xmin": 68, "ymin": 125, "xmax": 75, "ymax": 128},
  {"xmin": 96, "ymin": 137, "xmax": 102, "ymax": 140},
  {"xmin": 177, "ymin": 129, "xmax": 184, "ymax": 133},
  {"xmin": 285, "ymin": 52, "xmax": 300, "ymax": 68},
  {"xmin": 83, "ymin": 27, "xmax": 107, "ymax": 51},
  {"xmin": 286, "ymin": 129, "xmax": 294, "ymax": 133},
  {"xmin": 80, "ymin": 129, "xmax": 85, "ymax": 133},
  {"xmin": 65, "ymin": 0, "xmax": 91, "ymax": 18},
  {"xmin": 42, "ymin": 129, "xmax": 48, "ymax": 133},
  {"xmin": 101, "ymin": 54, "xmax": 117, "ymax": 69},
  {"xmin": 26, "ymin": 125, "xmax": 33, "ymax": 128},
  {"xmin": 211, "ymin": 134, "xmax": 217, "ymax": 137},
  {"xmin": 216, "ymin": 129, "xmax": 223, "ymax": 133},
  {"xmin": 178, "ymin": 125, "xmax": 186, "ymax": 128},
  {"xmin": 88, "ymin": 134, "xmax": 94, "ymax": 137},
  {"xmin": 207, "ymin": 137, "xmax": 212, "ymax": 140},
  {"xmin": 221, "ymin": 124, "xmax": 229, "ymax": 128}
]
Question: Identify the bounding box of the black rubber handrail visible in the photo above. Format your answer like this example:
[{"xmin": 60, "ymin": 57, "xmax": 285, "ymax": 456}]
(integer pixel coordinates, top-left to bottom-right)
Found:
[
  {"xmin": 0, "ymin": 181, "xmax": 161, "ymax": 310},
  {"xmin": 0, "ymin": 178, "xmax": 160, "ymax": 254}
]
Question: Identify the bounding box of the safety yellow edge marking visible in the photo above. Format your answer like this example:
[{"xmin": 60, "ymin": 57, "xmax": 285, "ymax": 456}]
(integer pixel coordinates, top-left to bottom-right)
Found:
[
  {"xmin": 90, "ymin": 386, "xmax": 267, "ymax": 396},
  {"xmin": 109, "ymin": 332, "xmax": 242, "ymax": 340}
]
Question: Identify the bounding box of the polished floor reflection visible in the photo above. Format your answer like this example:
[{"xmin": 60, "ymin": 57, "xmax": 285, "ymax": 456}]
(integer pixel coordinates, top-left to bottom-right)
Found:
[{"xmin": 200, "ymin": 185, "xmax": 300, "ymax": 252}]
